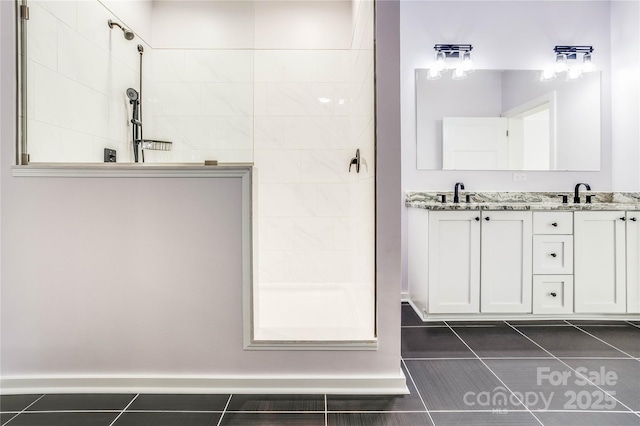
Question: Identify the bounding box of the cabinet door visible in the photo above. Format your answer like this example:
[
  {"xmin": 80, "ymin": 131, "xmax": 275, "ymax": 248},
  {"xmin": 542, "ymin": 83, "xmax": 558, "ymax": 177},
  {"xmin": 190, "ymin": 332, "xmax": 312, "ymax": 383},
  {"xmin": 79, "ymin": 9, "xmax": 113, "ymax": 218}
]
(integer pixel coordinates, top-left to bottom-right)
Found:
[
  {"xmin": 574, "ymin": 212, "xmax": 626, "ymax": 313},
  {"xmin": 428, "ymin": 211, "xmax": 481, "ymax": 313},
  {"xmin": 408, "ymin": 208, "xmax": 429, "ymax": 316},
  {"xmin": 480, "ymin": 211, "xmax": 533, "ymax": 313},
  {"xmin": 627, "ymin": 212, "xmax": 640, "ymax": 313}
]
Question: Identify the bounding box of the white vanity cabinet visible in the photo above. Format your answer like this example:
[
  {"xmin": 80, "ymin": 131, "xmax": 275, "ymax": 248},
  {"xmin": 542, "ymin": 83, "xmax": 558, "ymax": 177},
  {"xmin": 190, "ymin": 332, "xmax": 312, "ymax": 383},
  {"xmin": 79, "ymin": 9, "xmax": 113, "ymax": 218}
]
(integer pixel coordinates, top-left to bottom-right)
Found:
[
  {"xmin": 574, "ymin": 211, "xmax": 627, "ymax": 313},
  {"xmin": 410, "ymin": 210, "xmax": 532, "ymax": 315},
  {"xmin": 625, "ymin": 211, "xmax": 640, "ymax": 313},
  {"xmin": 480, "ymin": 211, "xmax": 533, "ymax": 313}
]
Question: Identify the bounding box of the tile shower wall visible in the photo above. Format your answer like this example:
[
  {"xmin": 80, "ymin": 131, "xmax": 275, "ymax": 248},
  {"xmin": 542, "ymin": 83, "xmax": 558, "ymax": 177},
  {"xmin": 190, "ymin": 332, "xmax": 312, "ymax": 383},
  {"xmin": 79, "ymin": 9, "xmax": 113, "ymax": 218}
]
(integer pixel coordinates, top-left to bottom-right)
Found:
[
  {"xmin": 145, "ymin": 49, "xmax": 254, "ymax": 163},
  {"xmin": 253, "ymin": 0, "xmax": 374, "ymax": 339},
  {"xmin": 26, "ymin": 0, "xmax": 150, "ymax": 163}
]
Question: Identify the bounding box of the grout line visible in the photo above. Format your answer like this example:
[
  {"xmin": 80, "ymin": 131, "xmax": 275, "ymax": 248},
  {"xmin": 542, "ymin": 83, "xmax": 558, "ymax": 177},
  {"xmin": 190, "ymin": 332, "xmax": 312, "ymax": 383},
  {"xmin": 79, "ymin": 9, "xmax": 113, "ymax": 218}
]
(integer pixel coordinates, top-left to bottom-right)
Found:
[
  {"xmin": 505, "ymin": 322, "xmax": 637, "ymax": 414},
  {"xmin": 113, "ymin": 410, "xmax": 225, "ymax": 413},
  {"xmin": 216, "ymin": 394, "xmax": 233, "ymax": 426},
  {"xmin": 401, "ymin": 358, "xmax": 436, "ymax": 426},
  {"xmin": 444, "ymin": 322, "xmax": 545, "ymax": 426},
  {"xmin": 403, "ymin": 356, "xmax": 634, "ymax": 361},
  {"xmin": 2, "ymin": 394, "xmax": 45, "ymax": 425},
  {"xmin": 324, "ymin": 394, "xmax": 327, "ymax": 426},
  {"xmin": 567, "ymin": 322, "xmax": 637, "ymax": 358},
  {"xmin": 108, "ymin": 393, "xmax": 139, "ymax": 426},
  {"xmin": 625, "ymin": 321, "xmax": 640, "ymax": 329}
]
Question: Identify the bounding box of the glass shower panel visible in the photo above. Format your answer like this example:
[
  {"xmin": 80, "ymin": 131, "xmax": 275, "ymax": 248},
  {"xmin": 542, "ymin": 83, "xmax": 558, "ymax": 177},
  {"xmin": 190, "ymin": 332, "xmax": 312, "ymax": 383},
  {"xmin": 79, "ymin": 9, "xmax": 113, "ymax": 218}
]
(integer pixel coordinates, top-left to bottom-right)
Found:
[{"xmin": 252, "ymin": 0, "xmax": 376, "ymax": 342}]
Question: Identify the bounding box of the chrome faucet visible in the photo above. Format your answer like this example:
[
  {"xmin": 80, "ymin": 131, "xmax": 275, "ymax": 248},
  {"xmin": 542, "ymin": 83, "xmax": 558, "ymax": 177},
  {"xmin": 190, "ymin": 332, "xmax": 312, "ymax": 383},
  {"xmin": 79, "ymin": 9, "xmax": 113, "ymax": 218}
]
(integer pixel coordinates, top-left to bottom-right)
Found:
[
  {"xmin": 574, "ymin": 183, "xmax": 591, "ymax": 203},
  {"xmin": 454, "ymin": 182, "xmax": 465, "ymax": 203}
]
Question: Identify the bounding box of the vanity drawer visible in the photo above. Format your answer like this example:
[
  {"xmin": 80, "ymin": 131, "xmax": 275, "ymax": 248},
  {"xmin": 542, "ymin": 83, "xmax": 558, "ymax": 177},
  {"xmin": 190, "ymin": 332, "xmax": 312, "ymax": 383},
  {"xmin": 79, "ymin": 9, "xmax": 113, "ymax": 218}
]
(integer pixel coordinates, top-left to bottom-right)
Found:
[
  {"xmin": 533, "ymin": 235, "xmax": 573, "ymax": 274},
  {"xmin": 533, "ymin": 212, "xmax": 573, "ymax": 235},
  {"xmin": 533, "ymin": 275, "xmax": 574, "ymax": 314}
]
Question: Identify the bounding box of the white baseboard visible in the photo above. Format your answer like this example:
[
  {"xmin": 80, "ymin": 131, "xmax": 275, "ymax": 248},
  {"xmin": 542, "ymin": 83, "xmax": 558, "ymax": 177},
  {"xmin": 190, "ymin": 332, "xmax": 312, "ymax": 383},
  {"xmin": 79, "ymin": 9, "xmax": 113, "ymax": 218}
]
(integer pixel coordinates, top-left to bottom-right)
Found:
[
  {"xmin": 401, "ymin": 292, "xmax": 410, "ymax": 302},
  {"xmin": 1, "ymin": 374, "xmax": 409, "ymax": 395}
]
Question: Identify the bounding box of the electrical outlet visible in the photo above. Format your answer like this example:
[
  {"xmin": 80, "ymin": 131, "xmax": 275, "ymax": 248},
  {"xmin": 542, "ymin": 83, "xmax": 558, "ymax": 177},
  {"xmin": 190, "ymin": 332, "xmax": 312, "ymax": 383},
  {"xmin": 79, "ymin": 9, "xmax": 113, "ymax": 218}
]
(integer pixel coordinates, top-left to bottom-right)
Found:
[{"xmin": 513, "ymin": 173, "xmax": 527, "ymax": 182}]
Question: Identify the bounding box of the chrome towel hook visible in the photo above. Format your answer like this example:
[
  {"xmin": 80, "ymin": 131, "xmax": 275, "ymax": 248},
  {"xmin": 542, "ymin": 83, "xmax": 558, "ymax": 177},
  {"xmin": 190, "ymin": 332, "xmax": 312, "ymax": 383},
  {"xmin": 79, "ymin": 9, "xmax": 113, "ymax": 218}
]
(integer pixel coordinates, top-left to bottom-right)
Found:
[{"xmin": 349, "ymin": 149, "xmax": 360, "ymax": 173}]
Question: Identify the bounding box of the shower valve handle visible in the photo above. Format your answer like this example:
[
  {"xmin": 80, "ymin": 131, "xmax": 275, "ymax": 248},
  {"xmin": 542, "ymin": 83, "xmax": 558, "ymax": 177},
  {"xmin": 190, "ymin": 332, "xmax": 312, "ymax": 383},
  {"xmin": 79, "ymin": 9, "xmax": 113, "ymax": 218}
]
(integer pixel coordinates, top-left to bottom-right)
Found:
[{"xmin": 349, "ymin": 149, "xmax": 361, "ymax": 173}]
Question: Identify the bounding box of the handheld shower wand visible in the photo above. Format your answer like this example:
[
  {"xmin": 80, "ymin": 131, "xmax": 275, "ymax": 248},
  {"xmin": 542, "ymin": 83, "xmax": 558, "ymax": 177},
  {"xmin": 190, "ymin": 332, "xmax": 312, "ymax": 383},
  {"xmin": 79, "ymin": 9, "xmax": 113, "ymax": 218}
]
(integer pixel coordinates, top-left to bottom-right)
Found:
[{"xmin": 127, "ymin": 88, "xmax": 141, "ymax": 162}]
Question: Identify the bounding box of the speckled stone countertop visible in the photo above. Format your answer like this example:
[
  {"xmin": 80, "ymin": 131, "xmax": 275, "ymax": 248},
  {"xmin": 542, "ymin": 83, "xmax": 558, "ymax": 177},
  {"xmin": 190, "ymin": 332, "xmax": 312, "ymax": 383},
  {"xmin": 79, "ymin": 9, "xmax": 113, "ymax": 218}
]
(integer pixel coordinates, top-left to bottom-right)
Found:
[{"xmin": 406, "ymin": 191, "xmax": 640, "ymax": 211}]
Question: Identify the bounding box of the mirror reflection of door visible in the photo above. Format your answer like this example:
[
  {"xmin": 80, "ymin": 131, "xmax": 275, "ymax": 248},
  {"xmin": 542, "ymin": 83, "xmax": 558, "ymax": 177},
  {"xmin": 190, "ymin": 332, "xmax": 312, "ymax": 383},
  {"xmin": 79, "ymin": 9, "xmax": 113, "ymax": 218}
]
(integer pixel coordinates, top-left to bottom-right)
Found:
[
  {"xmin": 442, "ymin": 117, "xmax": 509, "ymax": 170},
  {"xmin": 503, "ymin": 92, "xmax": 556, "ymax": 170},
  {"xmin": 443, "ymin": 92, "xmax": 556, "ymax": 170}
]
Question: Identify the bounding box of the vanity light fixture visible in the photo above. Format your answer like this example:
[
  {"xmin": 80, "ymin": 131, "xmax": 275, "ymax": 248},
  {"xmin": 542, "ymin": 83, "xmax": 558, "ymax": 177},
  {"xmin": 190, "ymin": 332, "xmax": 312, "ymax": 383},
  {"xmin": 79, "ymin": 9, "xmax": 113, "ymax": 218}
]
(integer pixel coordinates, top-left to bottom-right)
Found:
[
  {"xmin": 426, "ymin": 44, "xmax": 474, "ymax": 80},
  {"xmin": 541, "ymin": 45, "xmax": 594, "ymax": 82}
]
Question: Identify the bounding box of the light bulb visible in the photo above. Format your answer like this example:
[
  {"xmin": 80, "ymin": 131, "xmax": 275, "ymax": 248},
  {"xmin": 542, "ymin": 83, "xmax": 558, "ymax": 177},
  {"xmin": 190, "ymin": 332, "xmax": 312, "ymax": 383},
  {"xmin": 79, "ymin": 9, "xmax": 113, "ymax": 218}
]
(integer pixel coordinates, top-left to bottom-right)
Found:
[
  {"xmin": 434, "ymin": 51, "xmax": 447, "ymax": 72},
  {"xmin": 582, "ymin": 52, "xmax": 594, "ymax": 73},
  {"xmin": 554, "ymin": 53, "xmax": 568, "ymax": 73},
  {"xmin": 451, "ymin": 67, "xmax": 467, "ymax": 80},
  {"xmin": 539, "ymin": 68, "xmax": 557, "ymax": 82},
  {"xmin": 461, "ymin": 51, "xmax": 475, "ymax": 73},
  {"xmin": 426, "ymin": 68, "xmax": 441, "ymax": 80}
]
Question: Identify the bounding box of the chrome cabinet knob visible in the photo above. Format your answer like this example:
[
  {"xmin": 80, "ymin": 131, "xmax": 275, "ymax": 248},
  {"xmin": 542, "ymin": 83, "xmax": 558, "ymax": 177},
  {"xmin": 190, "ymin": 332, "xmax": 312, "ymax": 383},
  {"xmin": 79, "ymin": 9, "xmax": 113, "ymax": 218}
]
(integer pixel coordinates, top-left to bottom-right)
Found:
[{"xmin": 550, "ymin": 292, "xmax": 557, "ymax": 297}]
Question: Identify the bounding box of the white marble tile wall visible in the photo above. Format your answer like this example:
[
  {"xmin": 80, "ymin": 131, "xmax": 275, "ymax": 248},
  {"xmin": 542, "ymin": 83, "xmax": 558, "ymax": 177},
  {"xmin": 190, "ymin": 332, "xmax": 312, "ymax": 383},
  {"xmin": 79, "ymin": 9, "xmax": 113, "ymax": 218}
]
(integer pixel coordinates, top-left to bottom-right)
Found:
[
  {"xmin": 146, "ymin": 49, "xmax": 254, "ymax": 163},
  {"xmin": 255, "ymin": 1, "xmax": 375, "ymax": 290},
  {"xmin": 27, "ymin": 0, "xmax": 146, "ymax": 163},
  {"xmin": 254, "ymin": 49, "xmax": 356, "ymax": 285}
]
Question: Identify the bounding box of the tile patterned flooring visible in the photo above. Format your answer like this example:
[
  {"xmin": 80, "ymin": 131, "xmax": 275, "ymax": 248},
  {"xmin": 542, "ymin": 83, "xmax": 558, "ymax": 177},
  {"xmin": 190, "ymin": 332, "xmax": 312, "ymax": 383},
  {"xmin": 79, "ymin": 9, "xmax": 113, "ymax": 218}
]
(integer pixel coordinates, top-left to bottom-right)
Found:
[{"xmin": 1, "ymin": 304, "xmax": 639, "ymax": 425}]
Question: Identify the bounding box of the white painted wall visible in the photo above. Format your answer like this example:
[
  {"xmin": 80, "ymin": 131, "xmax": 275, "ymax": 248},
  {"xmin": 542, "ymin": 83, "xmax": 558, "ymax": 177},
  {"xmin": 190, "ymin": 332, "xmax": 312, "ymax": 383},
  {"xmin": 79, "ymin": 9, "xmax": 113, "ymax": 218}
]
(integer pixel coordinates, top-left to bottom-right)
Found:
[
  {"xmin": 100, "ymin": 0, "xmax": 153, "ymax": 44},
  {"xmin": 150, "ymin": 1, "xmax": 254, "ymax": 49},
  {"xmin": 611, "ymin": 0, "xmax": 640, "ymax": 191},
  {"xmin": 400, "ymin": 0, "xmax": 640, "ymax": 292},
  {"xmin": 150, "ymin": 0, "xmax": 352, "ymax": 50},
  {"xmin": 1, "ymin": 0, "xmax": 403, "ymax": 393}
]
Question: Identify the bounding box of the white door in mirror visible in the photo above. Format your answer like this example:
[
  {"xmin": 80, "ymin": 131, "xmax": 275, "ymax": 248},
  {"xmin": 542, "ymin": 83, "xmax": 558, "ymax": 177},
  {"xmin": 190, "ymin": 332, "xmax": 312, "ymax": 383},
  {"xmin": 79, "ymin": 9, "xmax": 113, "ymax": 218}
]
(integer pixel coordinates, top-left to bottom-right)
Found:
[{"xmin": 442, "ymin": 117, "xmax": 508, "ymax": 169}]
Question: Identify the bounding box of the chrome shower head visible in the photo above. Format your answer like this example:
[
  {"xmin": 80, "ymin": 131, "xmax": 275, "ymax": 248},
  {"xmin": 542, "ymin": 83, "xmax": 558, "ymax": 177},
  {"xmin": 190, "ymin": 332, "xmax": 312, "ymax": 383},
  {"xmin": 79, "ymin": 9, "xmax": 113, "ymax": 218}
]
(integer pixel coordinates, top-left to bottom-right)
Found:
[{"xmin": 108, "ymin": 19, "xmax": 134, "ymax": 41}]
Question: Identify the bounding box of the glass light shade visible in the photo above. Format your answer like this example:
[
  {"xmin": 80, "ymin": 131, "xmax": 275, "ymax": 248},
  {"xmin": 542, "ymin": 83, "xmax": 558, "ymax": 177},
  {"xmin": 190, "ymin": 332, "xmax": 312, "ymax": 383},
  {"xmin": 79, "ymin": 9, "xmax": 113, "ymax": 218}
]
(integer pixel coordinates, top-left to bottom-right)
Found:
[
  {"xmin": 566, "ymin": 67, "xmax": 583, "ymax": 81},
  {"xmin": 554, "ymin": 53, "xmax": 568, "ymax": 73},
  {"xmin": 582, "ymin": 52, "xmax": 594, "ymax": 73},
  {"xmin": 539, "ymin": 67, "xmax": 557, "ymax": 82},
  {"xmin": 461, "ymin": 51, "xmax": 475, "ymax": 72},
  {"xmin": 426, "ymin": 67, "xmax": 441, "ymax": 80},
  {"xmin": 434, "ymin": 51, "xmax": 447, "ymax": 71},
  {"xmin": 451, "ymin": 67, "xmax": 467, "ymax": 80}
]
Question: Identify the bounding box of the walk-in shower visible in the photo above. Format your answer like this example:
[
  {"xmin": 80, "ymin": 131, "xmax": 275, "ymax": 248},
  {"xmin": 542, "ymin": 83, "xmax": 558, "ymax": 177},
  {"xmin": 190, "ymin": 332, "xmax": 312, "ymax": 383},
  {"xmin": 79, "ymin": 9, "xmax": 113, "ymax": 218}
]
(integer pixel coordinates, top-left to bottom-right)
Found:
[{"xmin": 18, "ymin": 0, "xmax": 375, "ymax": 346}]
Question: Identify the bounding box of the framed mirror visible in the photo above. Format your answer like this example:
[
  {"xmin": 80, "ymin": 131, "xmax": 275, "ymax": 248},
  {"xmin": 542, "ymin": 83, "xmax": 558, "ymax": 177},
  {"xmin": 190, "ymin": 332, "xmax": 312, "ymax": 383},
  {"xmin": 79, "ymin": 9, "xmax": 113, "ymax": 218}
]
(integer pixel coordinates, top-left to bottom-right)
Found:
[{"xmin": 415, "ymin": 69, "xmax": 601, "ymax": 171}]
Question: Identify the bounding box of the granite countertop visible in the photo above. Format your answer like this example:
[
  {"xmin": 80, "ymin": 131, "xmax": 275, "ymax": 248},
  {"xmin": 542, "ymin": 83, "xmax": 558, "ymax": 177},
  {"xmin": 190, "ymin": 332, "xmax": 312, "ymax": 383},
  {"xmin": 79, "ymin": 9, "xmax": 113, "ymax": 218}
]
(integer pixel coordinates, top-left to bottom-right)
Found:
[{"xmin": 406, "ymin": 191, "xmax": 640, "ymax": 211}]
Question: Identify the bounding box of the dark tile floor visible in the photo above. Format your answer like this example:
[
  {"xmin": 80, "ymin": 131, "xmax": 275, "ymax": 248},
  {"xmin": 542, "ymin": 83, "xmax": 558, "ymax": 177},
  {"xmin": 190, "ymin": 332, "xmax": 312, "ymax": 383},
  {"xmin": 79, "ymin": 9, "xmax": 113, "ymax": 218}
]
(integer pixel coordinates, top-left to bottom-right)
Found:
[{"xmin": 1, "ymin": 304, "xmax": 639, "ymax": 425}]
